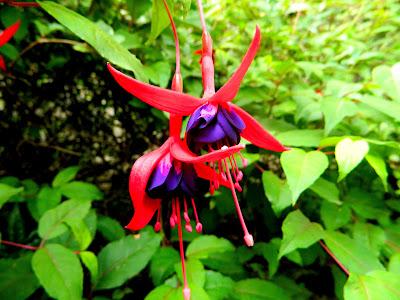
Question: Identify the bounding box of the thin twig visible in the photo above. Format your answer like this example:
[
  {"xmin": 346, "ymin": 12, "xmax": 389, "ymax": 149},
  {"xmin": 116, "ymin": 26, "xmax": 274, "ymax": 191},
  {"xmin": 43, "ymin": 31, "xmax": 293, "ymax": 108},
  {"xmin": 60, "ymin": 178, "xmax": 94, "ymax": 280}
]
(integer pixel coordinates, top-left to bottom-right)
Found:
[
  {"xmin": 319, "ymin": 240, "xmax": 349, "ymax": 276},
  {"xmin": 23, "ymin": 140, "xmax": 81, "ymax": 156},
  {"xmin": 10, "ymin": 38, "xmax": 84, "ymax": 68},
  {"xmin": 0, "ymin": 0, "xmax": 39, "ymax": 7},
  {"xmin": 1, "ymin": 240, "xmax": 39, "ymax": 251}
]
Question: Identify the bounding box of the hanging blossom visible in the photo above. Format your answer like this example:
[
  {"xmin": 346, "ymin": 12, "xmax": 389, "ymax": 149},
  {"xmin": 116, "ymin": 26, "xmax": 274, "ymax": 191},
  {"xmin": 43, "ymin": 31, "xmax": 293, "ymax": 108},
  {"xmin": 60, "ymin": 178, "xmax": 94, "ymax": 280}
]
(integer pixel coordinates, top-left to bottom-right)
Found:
[
  {"xmin": 0, "ymin": 20, "xmax": 20, "ymax": 72},
  {"xmin": 118, "ymin": 1, "xmax": 245, "ymax": 299}
]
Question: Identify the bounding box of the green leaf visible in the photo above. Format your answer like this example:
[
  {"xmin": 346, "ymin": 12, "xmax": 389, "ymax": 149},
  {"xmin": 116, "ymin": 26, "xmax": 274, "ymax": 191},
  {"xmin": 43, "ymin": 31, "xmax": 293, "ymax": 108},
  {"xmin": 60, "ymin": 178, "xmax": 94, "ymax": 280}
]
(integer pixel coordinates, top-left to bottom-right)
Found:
[
  {"xmin": 232, "ymin": 279, "xmax": 290, "ymax": 300},
  {"xmin": 323, "ymin": 230, "xmax": 384, "ymax": 274},
  {"xmin": 68, "ymin": 220, "xmax": 93, "ymax": 250},
  {"xmin": 38, "ymin": 199, "xmax": 91, "ymax": 240},
  {"xmin": 149, "ymin": 0, "xmax": 173, "ymax": 41},
  {"xmin": 281, "ymin": 149, "xmax": 329, "ymax": 204},
  {"xmin": 0, "ymin": 254, "xmax": 39, "ymax": 300},
  {"xmin": 186, "ymin": 235, "xmax": 235, "ymax": 259},
  {"xmin": 204, "ymin": 271, "xmax": 234, "ymax": 300},
  {"xmin": 145, "ymin": 285, "xmax": 179, "ymax": 300},
  {"xmin": 38, "ymin": 1, "xmax": 147, "ymax": 82},
  {"xmin": 95, "ymin": 231, "xmax": 161, "ymax": 290},
  {"xmin": 175, "ymin": 258, "xmax": 206, "ymax": 288},
  {"xmin": 52, "ymin": 166, "xmax": 80, "ymax": 187},
  {"xmin": 255, "ymin": 240, "xmax": 280, "ymax": 278},
  {"xmin": 201, "ymin": 251, "xmax": 247, "ymax": 278},
  {"xmin": 320, "ymin": 202, "xmax": 351, "ymax": 230},
  {"xmin": 352, "ymin": 223, "xmax": 386, "ymax": 256},
  {"xmin": 365, "ymin": 153, "xmax": 388, "ymax": 191},
  {"xmin": 150, "ymin": 247, "xmax": 180, "ymax": 286},
  {"xmin": 345, "ymin": 188, "xmax": 387, "ymax": 220},
  {"xmin": 29, "ymin": 186, "xmax": 62, "ymax": 221},
  {"xmin": 358, "ymin": 95, "xmax": 400, "ymax": 121},
  {"xmin": 372, "ymin": 63, "xmax": 400, "ymax": 102},
  {"xmin": 60, "ymin": 181, "xmax": 103, "ymax": 201},
  {"xmin": 322, "ymin": 97, "xmax": 357, "ymax": 135},
  {"xmin": 275, "ymin": 129, "xmax": 324, "ymax": 147},
  {"xmin": 32, "ymin": 244, "xmax": 83, "ymax": 300},
  {"xmin": 388, "ymin": 253, "xmax": 400, "ymax": 274},
  {"xmin": 0, "ymin": 183, "xmax": 23, "ymax": 208},
  {"xmin": 279, "ymin": 210, "xmax": 324, "ymax": 258},
  {"xmin": 262, "ymin": 171, "xmax": 292, "ymax": 216},
  {"xmin": 80, "ymin": 251, "xmax": 98, "ymax": 286},
  {"xmin": 344, "ymin": 271, "xmax": 400, "ymax": 300},
  {"xmin": 97, "ymin": 215, "xmax": 125, "ymax": 241},
  {"xmin": 335, "ymin": 138, "xmax": 369, "ymax": 181},
  {"xmin": 310, "ymin": 177, "xmax": 341, "ymax": 204}
]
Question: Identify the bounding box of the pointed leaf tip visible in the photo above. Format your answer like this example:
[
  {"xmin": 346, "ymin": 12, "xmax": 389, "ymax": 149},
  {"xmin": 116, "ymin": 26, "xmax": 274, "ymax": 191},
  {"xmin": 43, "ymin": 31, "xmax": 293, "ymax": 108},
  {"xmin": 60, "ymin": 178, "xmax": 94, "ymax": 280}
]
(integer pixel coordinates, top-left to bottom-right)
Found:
[{"xmin": 107, "ymin": 63, "xmax": 204, "ymax": 116}]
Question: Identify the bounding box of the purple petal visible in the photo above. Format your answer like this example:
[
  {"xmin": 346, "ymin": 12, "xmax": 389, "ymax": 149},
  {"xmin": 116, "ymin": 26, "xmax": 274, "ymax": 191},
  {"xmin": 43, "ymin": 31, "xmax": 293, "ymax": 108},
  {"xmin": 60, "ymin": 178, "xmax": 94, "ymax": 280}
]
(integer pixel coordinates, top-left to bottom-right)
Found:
[
  {"xmin": 147, "ymin": 155, "xmax": 173, "ymax": 191},
  {"xmin": 217, "ymin": 110, "xmax": 241, "ymax": 144},
  {"xmin": 194, "ymin": 122, "xmax": 226, "ymax": 143},
  {"xmin": 222, "ymin": 106, "xmax": 245, "ymax": 131},
  {"xmin": 186, "ymin": 103, "xmax": 218, "ymax": 132}
]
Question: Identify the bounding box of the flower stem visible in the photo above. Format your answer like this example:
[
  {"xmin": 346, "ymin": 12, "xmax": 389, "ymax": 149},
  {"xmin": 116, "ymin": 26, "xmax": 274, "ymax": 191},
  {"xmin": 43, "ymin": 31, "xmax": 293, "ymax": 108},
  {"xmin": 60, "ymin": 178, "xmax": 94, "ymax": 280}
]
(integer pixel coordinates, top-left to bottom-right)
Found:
[
  {"xmin": 162, "ymin": 0, "xmax": 180, "ymax": 74},
  {"xmin": 196, "ymin": 0, "xmax": 207, "ymax": 32}
]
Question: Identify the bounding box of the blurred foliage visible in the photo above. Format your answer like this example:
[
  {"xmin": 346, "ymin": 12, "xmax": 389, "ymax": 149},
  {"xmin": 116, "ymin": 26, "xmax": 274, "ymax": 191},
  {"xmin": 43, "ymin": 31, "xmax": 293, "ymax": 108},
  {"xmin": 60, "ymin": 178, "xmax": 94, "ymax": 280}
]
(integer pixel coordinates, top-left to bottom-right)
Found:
[{"xmin": 0, "ymin": 0, "xmax": 400, "ymax": 299}]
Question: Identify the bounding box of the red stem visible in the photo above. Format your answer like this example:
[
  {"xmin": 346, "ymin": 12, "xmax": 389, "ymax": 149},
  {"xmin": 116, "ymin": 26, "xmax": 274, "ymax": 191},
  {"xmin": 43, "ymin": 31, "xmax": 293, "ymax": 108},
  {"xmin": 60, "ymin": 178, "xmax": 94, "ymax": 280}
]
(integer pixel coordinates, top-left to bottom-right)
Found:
[
  {"xmin": 162, "ymin": 0, "xmax": 180, "ymax": 74},
  {"xmin": 175, "ymin": 199, "xmax": 190, "ymax": 295},
  {"xmin": 319, "ymin": 240, "xmax": 349, "ymax": 276},
  {"xmin": 1, "ymin": 240, "xmax": 39, "ymax": 251},
  {"xmin": 0, "ymin": 0, "xmax": 39, "ymax": 7}
]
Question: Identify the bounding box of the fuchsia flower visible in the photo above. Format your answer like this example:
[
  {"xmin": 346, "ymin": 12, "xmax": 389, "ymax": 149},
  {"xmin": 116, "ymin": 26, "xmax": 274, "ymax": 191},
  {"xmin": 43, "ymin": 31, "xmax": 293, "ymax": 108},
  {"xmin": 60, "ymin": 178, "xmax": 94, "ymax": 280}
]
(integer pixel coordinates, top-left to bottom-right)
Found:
[{"xmin": 0, "ymin": 20, "xmax": 20, "ymax": 72}]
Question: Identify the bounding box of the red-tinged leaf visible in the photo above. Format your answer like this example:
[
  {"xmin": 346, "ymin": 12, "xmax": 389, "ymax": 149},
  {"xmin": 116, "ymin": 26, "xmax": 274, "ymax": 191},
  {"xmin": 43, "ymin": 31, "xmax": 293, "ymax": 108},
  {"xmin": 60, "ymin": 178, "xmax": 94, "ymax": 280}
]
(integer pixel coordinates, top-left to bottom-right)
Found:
[
  {"xmin": 0, "ymin": 55, "xmax": 6, "ymax": 72},
  {"xmin": 107, "ymin": 63, "xmax": 205, "ymax": 115},
  {"xmin": 0, "ymin": 20, "xmax": 20, "ymax": 47},
  {"xmin": 209, "ymin": 26, "xmax": 261, "ymax": 104},
  {"xmin": 126, "ymin": 139, "xmax": 173, "ymax": 230},
  {"xmin": 170, "ymin": 139, "xmax": 244, "ymax": 163},
  {"xmin": 232, "ymin": 104, "xmax": 288, "ymax": 152},
  {"xmin": 193, "ymin": 163, "xmax": 229, "ymax": 188}
]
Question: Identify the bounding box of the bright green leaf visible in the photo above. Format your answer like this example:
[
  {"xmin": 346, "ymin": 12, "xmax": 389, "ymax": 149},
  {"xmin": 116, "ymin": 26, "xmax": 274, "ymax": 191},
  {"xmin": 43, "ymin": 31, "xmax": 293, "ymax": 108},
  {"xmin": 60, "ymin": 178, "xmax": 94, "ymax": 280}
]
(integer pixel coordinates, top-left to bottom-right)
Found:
[
  {"xmin": 323, "ymin": 230, "xmax": 384, "ymax": 274},
  {"xmin": 279, "ymin": 210, "xmax": 324, "ymax": 258},
  {"xmin": 80, "ymin": 251, "xmax": 98, "ymax": 286},
  {"xmin": 52, "ymin": 166, "xmax": 80, "ymax": 187},
  {"xmin": 0, "ymin": 183, "xmax": 23, "ymax": 208},
  {"xmin": 320, "ymin": 202, "xmax": 351, "ymax": 230},
  {"xmin": 372, "ymin": 64, "xmax": 400, "ymax": 102},
  {"xmin": 344, "ymin": 271, "xmax": 400, "ymax": 300},
  {"xmin": 365, "ymin": 153, "xmax": 388, "ymax": 191},
  {"xmin": 186, "ymin": 235, "xmax": 235, "ymax": 259},
  {"xmin": 60, "ymin": 181, "xmax": 103, "ymax": 201},
  {"xmin": 232, "ymin": 279, "xmax": 290, "ymax": 300},
  {"xmin": 38, "ymin": 199, "xmax": 91, "ymax": 240},
  {"xmin": 275, "ymin": 129, "xmax": 323, "ymax": 147},
  {"xmin": 150, "ymin": 247, "xmax": 180, "ymax": 286},
  {"xmin": 335, "ymin": 138, "xmax": 369, "ymax": 181},
  {"xmin": 322, "ymin": 97, "xmax": 357, "ymax": 135},
  {"xmin": 38, "ymin": 1, "xmax": 147, "ymax": 81},
  {"xmin": 32, "ymin": 244, "xmax": 83, "ymax": 300},
  {"xmin": 310, "ymin": 177, "xmax": 341, "ymax": 204},
  {"xmin": 95, "ymin": 231, "xmax": 161, "ymax": 290},
  {"xmin": 175, "ymin": 258, "xmax": 206, "ymax": 288},
  {"xmin": 262, "ymin": 171, "xmax": 292, "ymax": 216},
  {"xmin": 281, "ymin": 149, "xmax": 329, "ymax": 204}
]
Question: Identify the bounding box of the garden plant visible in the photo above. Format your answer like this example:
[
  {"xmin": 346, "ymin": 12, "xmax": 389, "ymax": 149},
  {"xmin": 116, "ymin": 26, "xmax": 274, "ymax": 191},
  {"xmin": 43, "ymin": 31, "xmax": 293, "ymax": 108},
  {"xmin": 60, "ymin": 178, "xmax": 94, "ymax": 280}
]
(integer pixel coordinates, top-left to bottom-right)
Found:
[{"xmin": 0, "ymin": 0, "xmax": 399, "ymax": 300}]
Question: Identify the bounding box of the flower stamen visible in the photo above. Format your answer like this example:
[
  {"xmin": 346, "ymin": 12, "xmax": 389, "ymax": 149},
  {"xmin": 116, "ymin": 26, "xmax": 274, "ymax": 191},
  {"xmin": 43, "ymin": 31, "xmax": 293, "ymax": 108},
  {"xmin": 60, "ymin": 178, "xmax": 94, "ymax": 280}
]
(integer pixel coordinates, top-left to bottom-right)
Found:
[
  {"xmin": 191, "ymin": 198, "xmax": 203, "ymax": 233},
  {"xmin": 222, "ymin": 158, "xmax": 254, "ymax": 247},
  {"xmin": 175, "ymin": 198, "xmax": 191, "ymax": 300}
]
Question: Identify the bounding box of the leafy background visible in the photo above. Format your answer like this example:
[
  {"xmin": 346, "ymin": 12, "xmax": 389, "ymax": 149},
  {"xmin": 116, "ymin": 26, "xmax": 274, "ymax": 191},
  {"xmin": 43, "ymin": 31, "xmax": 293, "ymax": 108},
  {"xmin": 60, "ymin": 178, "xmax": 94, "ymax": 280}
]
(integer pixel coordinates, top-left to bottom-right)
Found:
[{"xmin": 0, "ymin": 0, "xmax": 399, "ymax": 299}]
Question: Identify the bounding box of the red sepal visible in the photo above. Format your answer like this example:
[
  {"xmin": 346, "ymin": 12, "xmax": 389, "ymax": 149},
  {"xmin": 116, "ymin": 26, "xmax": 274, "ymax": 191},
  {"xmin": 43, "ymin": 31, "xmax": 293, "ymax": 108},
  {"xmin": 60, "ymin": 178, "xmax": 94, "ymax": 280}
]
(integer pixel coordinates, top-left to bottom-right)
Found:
[
  {"xmin": 125, "ymin": 138, "xmax": 173, "ymax": 231},
  {"xmin": 209, "ymin": 26, "xmax": 261, "ymax": 104},
  {"xmin": 170, "ymin": 139, "xmax": 244, "ymax": 163},
  {"xmin": 0, "ymin": 20, "xmax": 20, "ymax": 47},
  {"xmin": 232, "ymin": 104, "xmax": 288, "ymax": 152},
  {"xmin": 107, "ymin": 63, "xmax": 205, "ymax": 116},
  {"xmin": 0, "ymin": 55, "xmax": 6, "ymax": 72}
]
